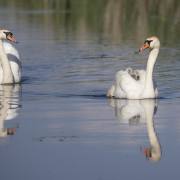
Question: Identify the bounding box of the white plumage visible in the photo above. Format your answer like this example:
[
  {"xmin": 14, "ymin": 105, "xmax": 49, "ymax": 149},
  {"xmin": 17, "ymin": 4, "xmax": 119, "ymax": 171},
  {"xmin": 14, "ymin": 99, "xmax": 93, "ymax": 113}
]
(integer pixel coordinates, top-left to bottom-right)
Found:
[
  {"xmin": 0, "ymin": 29, "xmax": 21, "ymax": 84},
  {"xmin": 107, "ymin": 36, "xmax": 160, "ymax": 99}
]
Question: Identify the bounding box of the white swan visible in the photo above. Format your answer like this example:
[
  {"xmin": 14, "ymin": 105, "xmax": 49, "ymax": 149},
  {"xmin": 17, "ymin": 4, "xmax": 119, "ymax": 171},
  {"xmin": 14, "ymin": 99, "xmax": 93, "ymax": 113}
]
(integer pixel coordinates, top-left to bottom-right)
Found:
[
  {"xmin": 108, "ymin": 99, "xmax": 161, "ymax": 162},
  {"xmin": 107, "ymin": 36, "xmax": 160, "ymax": 99},
  {"xmin": 0, "ymin": 29, "xmax": 21, "ymax": 84}
]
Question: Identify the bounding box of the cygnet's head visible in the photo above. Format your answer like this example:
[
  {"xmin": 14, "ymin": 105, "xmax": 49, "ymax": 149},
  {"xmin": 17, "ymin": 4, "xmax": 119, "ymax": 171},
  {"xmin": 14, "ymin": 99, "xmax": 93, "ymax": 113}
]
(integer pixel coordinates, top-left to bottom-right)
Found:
[
  {"xmin": 139, "ymin": 36, "xmax": 160, "ymax": 52},
  {"xmin": 0, "ymin": 29, "xmax": 17, "ymax": 43}
]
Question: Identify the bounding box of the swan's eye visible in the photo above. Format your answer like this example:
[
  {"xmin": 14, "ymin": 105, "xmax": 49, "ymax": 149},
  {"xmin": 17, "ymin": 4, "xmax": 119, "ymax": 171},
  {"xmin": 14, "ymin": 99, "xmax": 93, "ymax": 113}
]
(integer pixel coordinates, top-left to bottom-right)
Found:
[
  {"xmin": 144, "ymin": 40, "xmax": 153, "ymax": 45},
  {"xmin": 3, "ymin": 31, "xmax": 13, "ymax": 38},
  {"xmin": 9, "ymin": 32, "xmax": 13, "ymax": 37}
]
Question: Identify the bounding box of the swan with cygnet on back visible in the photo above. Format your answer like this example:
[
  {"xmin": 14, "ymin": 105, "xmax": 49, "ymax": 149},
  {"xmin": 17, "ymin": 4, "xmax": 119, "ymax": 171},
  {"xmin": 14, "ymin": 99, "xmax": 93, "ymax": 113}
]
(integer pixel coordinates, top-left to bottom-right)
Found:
[
  {"xmin": 107, "ymin": 36, "xmax": 160, "ymax": 99},
  {"xmin": 0, "ymin": 29, "xmax": 21, "ymax": 84}
]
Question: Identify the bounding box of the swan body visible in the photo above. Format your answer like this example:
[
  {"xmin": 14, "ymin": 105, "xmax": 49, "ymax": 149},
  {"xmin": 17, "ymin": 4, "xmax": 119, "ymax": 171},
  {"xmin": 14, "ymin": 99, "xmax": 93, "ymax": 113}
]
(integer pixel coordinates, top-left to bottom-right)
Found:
[
  {"xmin": 107, "ymin": 36, "xmax": 160, "ymax": 99},
  {"xmin": 0, "ymin": 29, "xmax": 21, "ymax": 84}
]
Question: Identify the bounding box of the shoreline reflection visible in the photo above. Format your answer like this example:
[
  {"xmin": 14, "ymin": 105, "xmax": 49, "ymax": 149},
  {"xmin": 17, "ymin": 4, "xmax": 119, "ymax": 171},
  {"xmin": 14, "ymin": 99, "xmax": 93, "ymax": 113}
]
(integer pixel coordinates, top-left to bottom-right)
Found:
[
  {"xmin": 109, "ymin": 99, "xmax": 161, "ymax": 162},
  {"xmin": 0, "ymin": 0, "xmax": 179, "ymax": 44}
]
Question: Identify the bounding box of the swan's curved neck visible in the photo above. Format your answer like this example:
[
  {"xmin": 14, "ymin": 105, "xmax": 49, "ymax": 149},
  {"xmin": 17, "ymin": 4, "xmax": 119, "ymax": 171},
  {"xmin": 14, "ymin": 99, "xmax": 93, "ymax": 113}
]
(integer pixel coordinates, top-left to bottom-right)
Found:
[
  {"xmin": 0, "ymin": 40, "xmax": 14, "ymax": 84},
  {"xmin": 143, "ymin": 48, "xmax": 159, "ymax": 96}
]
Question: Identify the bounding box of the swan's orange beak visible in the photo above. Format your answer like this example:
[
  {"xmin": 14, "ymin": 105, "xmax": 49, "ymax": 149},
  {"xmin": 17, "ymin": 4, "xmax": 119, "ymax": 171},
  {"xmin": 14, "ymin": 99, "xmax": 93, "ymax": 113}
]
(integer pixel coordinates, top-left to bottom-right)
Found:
[
  {"xmin": 7, "ymin": 34, "xmax": 17, "ymax": 43},
  {"xmin": 139, "ymin": 43, "xmax": 150, "ymax": 53}
]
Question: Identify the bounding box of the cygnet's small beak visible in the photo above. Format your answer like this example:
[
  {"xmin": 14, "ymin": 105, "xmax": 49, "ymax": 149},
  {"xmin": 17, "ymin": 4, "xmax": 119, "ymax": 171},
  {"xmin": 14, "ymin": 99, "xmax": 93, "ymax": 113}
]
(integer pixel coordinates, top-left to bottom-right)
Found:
[{"xmin": 139, "ymin": 43, "xmax": 150, "ymax": 53}]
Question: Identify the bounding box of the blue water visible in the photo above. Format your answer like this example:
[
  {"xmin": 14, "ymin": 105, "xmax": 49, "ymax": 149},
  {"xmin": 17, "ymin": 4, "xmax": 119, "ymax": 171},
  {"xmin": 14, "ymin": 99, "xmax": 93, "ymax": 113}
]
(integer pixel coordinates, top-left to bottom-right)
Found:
[{"xmin": 0, "ymin": 1, "xmax": 180, "ymax": 180}]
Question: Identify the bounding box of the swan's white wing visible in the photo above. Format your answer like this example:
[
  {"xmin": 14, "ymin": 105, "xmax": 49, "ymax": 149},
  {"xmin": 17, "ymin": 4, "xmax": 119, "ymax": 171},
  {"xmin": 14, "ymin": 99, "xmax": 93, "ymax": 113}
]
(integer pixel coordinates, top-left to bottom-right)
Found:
[
  {"xmin": 2, "ymin": 41, "xmax": 21, "ymax": 83},
  {"xmin": 3, "ymin": 41, "xmax": 20, "ymax": 59},
  {"xmin": 107, "ymin": 70, "xmax": 127, "ymax": 98},
  {"xmin": 9, "ymin": 60, "xmax": 21, "ymax": 83},
  {"xmin": 114, "ymin": 73, "xmax": 127, "ymax": 98},
  {"xmin": 116, "ymin": 70, "xmax": 144, "ymax": 99}
]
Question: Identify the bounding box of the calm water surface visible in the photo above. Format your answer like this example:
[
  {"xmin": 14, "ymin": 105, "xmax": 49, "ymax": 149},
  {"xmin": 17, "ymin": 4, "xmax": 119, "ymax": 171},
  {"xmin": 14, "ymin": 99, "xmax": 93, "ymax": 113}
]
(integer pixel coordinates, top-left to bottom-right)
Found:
[{"xmin": 0, "ymin": 1, "xmax": 180, "ymax": 180}]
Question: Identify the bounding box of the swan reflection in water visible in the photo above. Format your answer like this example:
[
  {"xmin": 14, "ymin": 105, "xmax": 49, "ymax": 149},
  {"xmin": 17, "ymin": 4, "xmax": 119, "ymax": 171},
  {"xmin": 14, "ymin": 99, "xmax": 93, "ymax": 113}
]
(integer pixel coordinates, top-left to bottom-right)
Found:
[
  {"xmin": 109, "ymin": 99, "xmax": 161, "ymax": 162},
  {"xmin": 0, "ymin": 85, "xmax": 21, "ymax": 137}
]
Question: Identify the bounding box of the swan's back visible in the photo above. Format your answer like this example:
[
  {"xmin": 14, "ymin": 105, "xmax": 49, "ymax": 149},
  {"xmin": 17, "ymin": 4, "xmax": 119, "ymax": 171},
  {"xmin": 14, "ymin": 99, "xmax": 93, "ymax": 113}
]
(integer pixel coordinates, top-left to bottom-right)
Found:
[
  {"xmin": 115, "ymin": 70, "xmax": 144, "ymax": 99},
  {"xmin": 3, "ymin": 41, "xmax": 20, "ymax": 59},
  {"xmin": 2, "ymin": 41, "xmax": 21, "ymax": 83}
]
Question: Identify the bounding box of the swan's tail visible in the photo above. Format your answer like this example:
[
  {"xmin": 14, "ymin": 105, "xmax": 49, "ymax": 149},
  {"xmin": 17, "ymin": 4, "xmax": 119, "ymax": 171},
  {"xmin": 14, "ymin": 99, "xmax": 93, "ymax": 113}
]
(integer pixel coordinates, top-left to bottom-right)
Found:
[{"xmin": 107, "ymin": 85, "xmax": 115, "ymax": 98}]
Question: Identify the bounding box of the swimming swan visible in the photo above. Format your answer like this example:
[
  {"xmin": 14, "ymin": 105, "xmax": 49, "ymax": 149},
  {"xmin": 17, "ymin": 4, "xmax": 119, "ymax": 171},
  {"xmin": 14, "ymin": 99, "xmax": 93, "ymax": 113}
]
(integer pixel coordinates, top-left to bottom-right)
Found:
[
  {"xmin": 107, "ymin": 36, "xmax": 160, "ymax": 99},
  {"xmin": 0, "ymin": 29, "xmax": 21, "ymax": 84}
]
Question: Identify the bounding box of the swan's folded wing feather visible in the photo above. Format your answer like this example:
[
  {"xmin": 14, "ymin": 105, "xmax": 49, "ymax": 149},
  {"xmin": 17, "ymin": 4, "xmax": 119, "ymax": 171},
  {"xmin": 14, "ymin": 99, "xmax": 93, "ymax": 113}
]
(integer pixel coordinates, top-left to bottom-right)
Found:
[
  {"xmin": 2, "ymin": 41, "xmax": 21, "ymax": 83},
  {"xmin": 116, "ymin": 70, "xmax": 144, "ymax": 99},
  {"xmin": 3, "ymin": 41, "xmax": 20, "ymax": 60}
]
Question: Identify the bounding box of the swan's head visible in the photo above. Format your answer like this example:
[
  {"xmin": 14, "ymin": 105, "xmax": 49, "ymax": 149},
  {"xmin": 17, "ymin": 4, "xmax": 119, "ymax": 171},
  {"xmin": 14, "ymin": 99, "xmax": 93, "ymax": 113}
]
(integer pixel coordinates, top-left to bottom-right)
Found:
[
  {"xmin": 0, "ymin": 29, "xmax": 17, "ymax": 43},
  {"xmin": 139, "ymin": 36, "xmax": 160, "ymax": 52}
]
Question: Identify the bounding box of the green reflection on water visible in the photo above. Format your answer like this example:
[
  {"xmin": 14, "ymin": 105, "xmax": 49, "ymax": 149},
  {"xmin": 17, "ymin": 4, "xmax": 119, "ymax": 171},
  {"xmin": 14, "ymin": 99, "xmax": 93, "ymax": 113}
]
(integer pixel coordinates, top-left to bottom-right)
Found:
[{"xmin": 0, "ymin": 0, "xmax": 179, "ymax": 44}]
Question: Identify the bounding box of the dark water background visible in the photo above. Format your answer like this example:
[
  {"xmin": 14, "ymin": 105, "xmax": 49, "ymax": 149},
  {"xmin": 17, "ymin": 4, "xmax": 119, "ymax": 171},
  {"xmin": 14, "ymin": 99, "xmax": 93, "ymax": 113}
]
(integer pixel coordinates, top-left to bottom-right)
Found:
[{"xmin": 0, "ymin": 1, "xmax": 180, "ymax": 180}]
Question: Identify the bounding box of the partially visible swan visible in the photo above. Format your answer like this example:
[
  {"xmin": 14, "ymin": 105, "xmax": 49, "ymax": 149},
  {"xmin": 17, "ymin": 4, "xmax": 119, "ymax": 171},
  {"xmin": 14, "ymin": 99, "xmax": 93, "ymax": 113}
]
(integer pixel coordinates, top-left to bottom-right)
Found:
[
  {"xmin": 0, "ymin": 85, "xmax": 21, "ymax": 137},
  {"xmin": 107, "ymin": 36, "xmax": 160, "ymax": 99},
  {"xmin": 0, "ymin": 29, "xmax": 21, "ymax": 84},
  {"xmin": 109, "ymin": 99, "xmax": 161, "ymax": 162}
]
